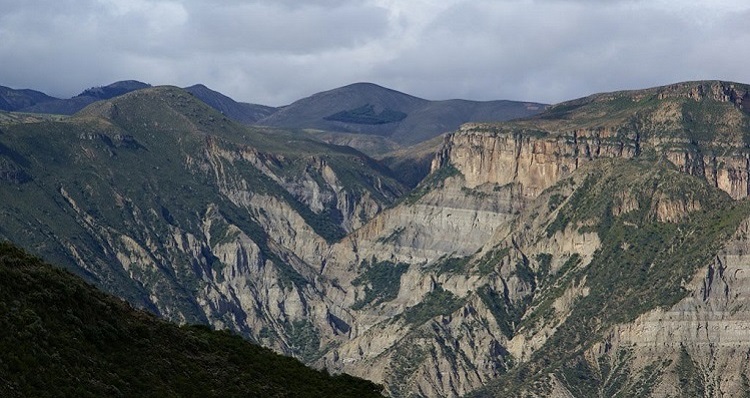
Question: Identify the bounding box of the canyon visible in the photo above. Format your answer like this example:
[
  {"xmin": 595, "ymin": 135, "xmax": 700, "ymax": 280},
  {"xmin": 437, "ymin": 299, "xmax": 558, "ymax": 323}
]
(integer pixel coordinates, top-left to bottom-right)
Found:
[{"xmin": 1, "ymin": 81, "xmax": 750, "ymax": 396}]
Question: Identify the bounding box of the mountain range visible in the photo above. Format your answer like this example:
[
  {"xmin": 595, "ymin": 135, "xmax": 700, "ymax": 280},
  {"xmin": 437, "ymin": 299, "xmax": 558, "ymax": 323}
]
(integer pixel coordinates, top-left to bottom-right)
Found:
[
  {"xmin": 0, "ymin": 80, "xmax": 546, "ymax": 152},
  {"xmin": 2, "ymin": 79, "xmax": 750, "ymax": 397},
  {"xmin": 0, "ymin": 80, "xmax": 152, "ymax": 115}
]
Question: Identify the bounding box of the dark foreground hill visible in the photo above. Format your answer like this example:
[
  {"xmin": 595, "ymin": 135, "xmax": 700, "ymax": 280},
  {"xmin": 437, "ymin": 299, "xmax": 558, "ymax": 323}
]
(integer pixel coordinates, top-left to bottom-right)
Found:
[{"xmin": 0, "ymin": 242, "xmax": 383, "ymax": 397}]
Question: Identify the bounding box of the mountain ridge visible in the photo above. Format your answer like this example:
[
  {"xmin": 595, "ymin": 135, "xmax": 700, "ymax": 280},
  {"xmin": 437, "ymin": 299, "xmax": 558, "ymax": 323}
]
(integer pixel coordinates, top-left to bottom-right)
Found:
[
  {"xmin": 256, "ymin": 82, "xmax": 547, "ymax": 146},
  {"xmin": 0, "ymin": 80, "xmax": 152, "ymax": 115},
  {"xmin": 184, "ymin": 83, "xmax": 277, "ymax": 124},
  {"xmin": 0, "ymin": 80, "xmax": 547, "ymax": 150}
]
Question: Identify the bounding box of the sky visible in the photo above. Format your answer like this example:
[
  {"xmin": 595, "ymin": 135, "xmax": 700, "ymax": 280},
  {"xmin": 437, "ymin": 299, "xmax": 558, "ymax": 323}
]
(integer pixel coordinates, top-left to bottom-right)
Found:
[{"xmin": 1, "ymin": 0, "xmax": 749, "ymax": 106}]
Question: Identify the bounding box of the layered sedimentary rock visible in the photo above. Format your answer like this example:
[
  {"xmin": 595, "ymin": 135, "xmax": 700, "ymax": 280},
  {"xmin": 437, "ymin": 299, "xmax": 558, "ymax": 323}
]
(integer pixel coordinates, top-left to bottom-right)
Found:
[{"xmin": 435, "ymin": 125, "xmax": 750, "ymax": 202}]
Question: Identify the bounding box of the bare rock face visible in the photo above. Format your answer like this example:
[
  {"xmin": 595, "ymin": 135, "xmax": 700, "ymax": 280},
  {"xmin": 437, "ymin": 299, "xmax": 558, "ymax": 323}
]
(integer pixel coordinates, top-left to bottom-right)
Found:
[
  {"xmin": 329, "ymin": 176, "xmax": 523, "ymax": 268},
  {"xmin": 311, "ymin": 91, "xmax": 750, "ymax": 395},
  {"xmin": 432, "ymin": 81, "xmax": 750, "ymax": 202},
  {"xmin": 436, "ymin": 123, "xmax": 750, "ymax": 202},
  {"xmin": 106, "ymin": 81, "xmax": 750, "ymax": 397},
  {"xmin": 312, "ymin": 174, "xmax": 529, "ymax": 396},
  {"xmin": 312, "ymin": 159, "xmax": 606, "ymax": 396},
  {"xmin": 435, "ymin": 126, "xmax": 637, "ymax": 196}
]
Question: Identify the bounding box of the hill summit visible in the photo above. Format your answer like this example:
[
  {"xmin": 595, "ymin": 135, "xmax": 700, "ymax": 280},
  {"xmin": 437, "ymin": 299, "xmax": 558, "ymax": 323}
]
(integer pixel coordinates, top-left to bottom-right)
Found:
[{"xmin": 256, "ymin": 82, "xmax": 546, "ymax": 145}]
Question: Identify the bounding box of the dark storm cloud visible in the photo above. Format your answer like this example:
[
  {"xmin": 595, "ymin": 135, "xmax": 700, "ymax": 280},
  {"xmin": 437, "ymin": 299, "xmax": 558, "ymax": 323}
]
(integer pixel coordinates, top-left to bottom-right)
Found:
[
  {"xmin": 371, "ymin": 0, "xmax": 750, "ymax": 103},
  {"xmin": 188, "ymin": 2, "xmax": 388, "ymax": 54},
  {"xmin": 0, "ymin": 0, "xmax": 749, "ymax": 106}
]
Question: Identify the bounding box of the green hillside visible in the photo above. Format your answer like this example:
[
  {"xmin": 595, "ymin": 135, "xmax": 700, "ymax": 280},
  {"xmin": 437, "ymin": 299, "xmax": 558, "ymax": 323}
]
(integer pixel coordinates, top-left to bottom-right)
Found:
[
  {"xmin": 469, "ymin": 157, "xmax": 750, "ymax": 397},
  {"xmin": 0, "ymin": 242, "xmax": 383, "ymax": 397},
  {"xmin": 0, "ymin": 85, "xmax": 405, "ymax": 342},
  {"xmin": 506, "ymin": 80, "xmax": 750, "ymax": 144}
]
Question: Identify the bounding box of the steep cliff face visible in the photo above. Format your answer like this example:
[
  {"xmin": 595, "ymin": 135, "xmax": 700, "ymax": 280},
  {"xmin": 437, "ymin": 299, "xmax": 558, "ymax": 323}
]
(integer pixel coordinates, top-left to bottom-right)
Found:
[
  {"xmin": 434, "ymin": 81, "xmax": 750, "ymax": 200},
  {"xmin": 0, "ymin": 86, "xmax": 406, "ymax": 365},
  {"xmin": 316, "ymin": 153, "xmax": 750, "ymax": 397},
  {"xmin": 313, "ymin": 169, "xmax": 529, "ymax": 396},
  {"xmin": 334, "ymin": 82, "xmax": 750, "ymax": 396},
  {"xmin": 467, "ymin": 155, "xmax": 750, "ymax": 397},
  {"xmin": 436, "ymin": 124, "xmax": 750, "ymax": 202},
  {"xmin": 433, "ymin": 126, "xmax": 636, "ymax": 196}
]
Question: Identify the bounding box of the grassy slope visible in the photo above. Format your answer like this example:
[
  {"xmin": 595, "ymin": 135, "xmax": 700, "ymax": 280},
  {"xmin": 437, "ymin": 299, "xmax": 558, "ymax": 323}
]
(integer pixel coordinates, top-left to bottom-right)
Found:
[
  {"xmin": 470, "ymin": 158, "xmax": 750, "ymax": 397},
  {"xmin": 0, "ymin": 86, "xmax": 404, "ymax": 320},
  {"xmin": 0, "ymin": 242, "xmax": 383, "ymax": 397},
  {"xmin": 475, "ymin": 80, "xmax": 750, "ymax": 148},
  {"xmin": 444, "ymin": 81, "xmax": 750, "ymax": 396}
]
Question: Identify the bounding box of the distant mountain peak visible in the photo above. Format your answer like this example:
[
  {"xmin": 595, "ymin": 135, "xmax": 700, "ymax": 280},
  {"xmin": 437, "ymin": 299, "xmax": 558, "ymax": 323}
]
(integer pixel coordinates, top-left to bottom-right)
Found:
[
  {"xmin": 312, "ymin": 82, "xmax": 425, "ymax": 102},
  {"xmin": 0, "ymin": 85, "xmax": 58, "ymax": 112},
  {"xmin": 184, "ymin": 83, "xmax": 278, "ymax": 124},
  {"xmin": 338, "ymin": 82, "xmax": 402, "ymax": 91},
  {"xmin": 257, "ymin": 82, "xmax": 547, "ymax": 145},
  {"xmin": 76, "ymin": 80, "xmax": 151, "ymax": 100}
]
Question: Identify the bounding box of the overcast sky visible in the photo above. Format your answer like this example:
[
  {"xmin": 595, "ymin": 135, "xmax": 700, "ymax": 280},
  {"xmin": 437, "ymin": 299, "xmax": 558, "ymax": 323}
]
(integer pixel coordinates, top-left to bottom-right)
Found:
[{"xmin": 2, "ymin": 0, "xmax": 749, "ymax": 106}]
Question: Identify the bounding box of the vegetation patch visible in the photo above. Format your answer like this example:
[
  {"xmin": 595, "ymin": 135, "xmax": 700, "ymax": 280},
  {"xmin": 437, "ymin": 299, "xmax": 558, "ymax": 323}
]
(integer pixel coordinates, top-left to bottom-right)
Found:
[
  {"xmin": 535, "ymin": 253, "xmax": 553, "ymax": 281},
  {"xmin": 402, "ymin": 285, "xmax": 464, "ymax": 325},
  {"xmin": 625, "ymin": 361, "xmax": 666, "ymax": 397},
  {"xmin": 376, "ymin": 227, "xmax": 405, "ymax": 245},
  {"xmin": 546, "ymin": 174, "xmax": 597, "ymax": 237},
  {"xmin": 475, "ymin": 247, "xmax": 511, "ymax": 275},
  {"xmin": 477, "ymin": 285, "xmax": 524, "ymax": 339},
  {"xmin": 386, "ymin": 339, "xmax": 427, "ymax": 397},
  {"xmin": 285, "ymin": 319, "xmax": 322, "ymax": 363},
  {"xmin": 461, "ymin": 186, "xmax": 491, "ymax": 199},
  {"xmin": 401, "ymin": 163, "xmax": 460, "ymax": 205},
  {"xmin": 427, "ymin": 254, "xmax": 472, "ymax": 275},
  {"xmin": 208, "ymin": 218, "xmax": 240, "ymax": 247},
  {"xmin": 547, "ymin": 193, "xmax": 565, "ymax": 212},
  {"xmin": 558, "ymin": 357, "xmax": 601, "ymax": 398},
  {"xmin": 324, "ymin": 104, "xmax": 407, "ymax": 125},
  {"xmin": 351, "ymin": 260, "xmax": 409, "ymax": 310},
  {"xmin": 676, "ymin": 347, "xmax": 705, "ymax": 397}
]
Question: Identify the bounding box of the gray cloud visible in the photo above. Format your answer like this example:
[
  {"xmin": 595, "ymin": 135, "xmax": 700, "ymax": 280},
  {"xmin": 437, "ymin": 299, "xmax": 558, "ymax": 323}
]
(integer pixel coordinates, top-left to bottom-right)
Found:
[{"xmin": 0, "ymin": 0, "xmax": 749, "ymax": 106}]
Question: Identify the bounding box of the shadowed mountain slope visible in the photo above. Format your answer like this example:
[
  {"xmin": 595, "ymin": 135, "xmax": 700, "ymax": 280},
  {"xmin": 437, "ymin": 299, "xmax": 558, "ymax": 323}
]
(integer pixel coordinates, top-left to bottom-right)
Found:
[
  {"xmin": 76, "ymin": 80, "xmax": 152, "ymax": 100},
  {"xmin": 0, "ymin": 86, "xmax": 57, "ymax": 112},
  {"xmin": 185, "ymin": 84, "xmax": 277, "ymax": 124},
  {"xmin": 0, "ymin": 85, "xmax": 406, "ymax": 364},
  {"xmin": 0, "ymin": 242, "xmax": 383, "ymax": 397}
]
